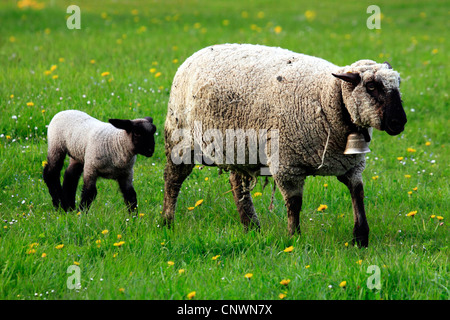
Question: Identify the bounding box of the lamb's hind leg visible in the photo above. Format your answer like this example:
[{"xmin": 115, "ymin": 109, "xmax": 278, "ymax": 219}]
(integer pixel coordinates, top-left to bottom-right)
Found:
[
  {"xmin": 43, "ymin": 150, "xmax": 66, "ymax": 210},
  {"xmin": 62, "ymin": 158, "xmax": 83, "ymax": 211},
  {"xmin": 229, "ymin": 171, "xmax": 260, "ymax": 231},
  {"xmin": 162, "ymin": 160, "xmax": 194, "ymax": 228}
]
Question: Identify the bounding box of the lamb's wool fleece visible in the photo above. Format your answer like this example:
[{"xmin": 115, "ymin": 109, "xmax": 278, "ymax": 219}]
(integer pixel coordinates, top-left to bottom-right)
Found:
[
  {"xmin": 166, "ymin": 44, "xmax": 398, "ymax": 179},
  {"xmin": 47, "ymin": 110, "xmax": 136, "ymax": 178}
]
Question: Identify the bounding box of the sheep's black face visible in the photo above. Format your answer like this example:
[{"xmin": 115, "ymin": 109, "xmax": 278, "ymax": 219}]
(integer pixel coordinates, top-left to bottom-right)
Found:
[
  {"xmin": 333, "ymin": 61, "xmax": 407, "ymax": 135},
  {"xmin": 131, "ymin": 118, "xmax": 156, "ymax": 157},
  {"xmin": 109, "ymin": 117, "xmax": 156, "ymax": 157}
]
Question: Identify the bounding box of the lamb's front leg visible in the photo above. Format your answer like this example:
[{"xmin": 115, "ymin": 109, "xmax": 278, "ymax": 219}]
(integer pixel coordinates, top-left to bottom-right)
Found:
[
  {"xmin": 79, "ymin": 170, "xmax": 98, "ymax": 212},
  {"xmin": 118, "ymin": 174, "xmax": 137, "ymax": 212},
  {"xmin": 337, "ymin": 170, "xmax": 369, "ymax": 247}
]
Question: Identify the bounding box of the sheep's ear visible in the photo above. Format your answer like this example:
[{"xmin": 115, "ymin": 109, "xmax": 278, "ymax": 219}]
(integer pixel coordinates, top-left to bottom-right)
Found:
[
  {"xmin": 109, "ymin": 119, "xmax": 133, "ymax": 132},
  {"xmin": 145, "ymin": 117, "xmax": 153, "ymax": 123},
  {"xmin": 332, "ymin": 72, "xmax": 361, "ymax": 86},
  {"xmin": 383, "ymin": 61, "xmax": 393, "ymax": 69}
]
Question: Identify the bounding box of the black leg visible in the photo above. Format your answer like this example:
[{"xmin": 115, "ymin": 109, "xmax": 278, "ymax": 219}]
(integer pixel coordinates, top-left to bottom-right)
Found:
[
  {"xmin": 79, "ymin": 175, "xmax": 97, "ymax": 212},
  {"xmin": 118, "ymin": 176, "xmax": 137, "ymax": 213},
  {"xmin": 43, "ymin": 154, "xmax": 65, "ymax": 210},
  {"xmin": 337, "ymin": 173, "xmax": 369, "ymax": 247},
  {"xmin": 229, "ymin": 171, "xmax": 260, "ymax": 231},
  {"xmin": 62, "ymin": 159, "xmax": 83, "ymax": 211}
]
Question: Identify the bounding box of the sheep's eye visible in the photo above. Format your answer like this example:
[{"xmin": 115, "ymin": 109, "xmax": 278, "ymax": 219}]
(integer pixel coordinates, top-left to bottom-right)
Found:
[{"xmin": 366, "ymin": 82, "xmax": 376, "ymax": 91}]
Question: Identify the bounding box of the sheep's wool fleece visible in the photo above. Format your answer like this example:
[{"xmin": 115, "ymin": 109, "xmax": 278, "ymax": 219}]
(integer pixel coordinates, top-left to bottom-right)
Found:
[
  {"xmin": 47, "ymin": 110, "xmax": 135, "ymax": 178},
  {"xmin": 166, "ymin": 44, "xmax": 390, "ymax": 178}
]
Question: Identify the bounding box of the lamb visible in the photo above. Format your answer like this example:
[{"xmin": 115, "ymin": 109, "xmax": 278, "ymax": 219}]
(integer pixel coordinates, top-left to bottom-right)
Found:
[
  {"xmin": 43, "ymin": 110, "xmax": 156, "ymax": 212},
  {"xmin": 162, "ymin": 44, "xmax": 407, "ymax": 247}
]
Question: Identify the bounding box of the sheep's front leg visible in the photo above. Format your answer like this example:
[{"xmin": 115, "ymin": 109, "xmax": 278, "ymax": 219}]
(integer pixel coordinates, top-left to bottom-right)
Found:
[
  {"xmin": 62, "ymin": 158, "xmax": 83, "ymax": 211},
  {"xmin": 273, "ymin": 174, "xmax": 305, "ymax": 235},
  {"xmin": 79, "ymin": 171, "xmax": 98, "ymax": 212},
  {"xmin": 337, "ymin": 171, "xmax": 369, "ymax": 247},
  {"xmin": 229, "ymin": 171, "xmax": 260, "ymax": 231},
  {"xmin": 118, "ymin": 174, "xmax": 137, "ymax": 213}
]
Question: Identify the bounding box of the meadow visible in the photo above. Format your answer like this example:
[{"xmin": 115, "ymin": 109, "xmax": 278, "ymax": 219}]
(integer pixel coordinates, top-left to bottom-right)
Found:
[{"xmin": 0, "ymin": 0, "xmax": 448, "ymax": 300}]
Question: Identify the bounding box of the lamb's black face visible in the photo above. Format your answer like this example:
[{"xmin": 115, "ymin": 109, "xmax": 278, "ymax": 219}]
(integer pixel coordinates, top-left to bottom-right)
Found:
[
  {"xmin": 131, "ymin": 117, "xmax": 156, "ymax": 157},
  {"xmin": 109, "ymin": 117, "xmax": 156, "ymax": 157}
]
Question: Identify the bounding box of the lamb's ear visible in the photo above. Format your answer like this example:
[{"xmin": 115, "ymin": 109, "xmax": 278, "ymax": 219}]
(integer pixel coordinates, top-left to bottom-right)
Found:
[
  {"xmin": 109, "ymin": 119, "xmax": 133, "ymax": 132},
  {"xmin": 145, "ymin": 117, "xmax": 153, "ymax": 123},
  {"xmin": 383, "ymin": 61, "xmax": 393, "ymax": 69},
  {"xmin": 332, "ymin": 72, "xmax": 361, "ymax": 86}
]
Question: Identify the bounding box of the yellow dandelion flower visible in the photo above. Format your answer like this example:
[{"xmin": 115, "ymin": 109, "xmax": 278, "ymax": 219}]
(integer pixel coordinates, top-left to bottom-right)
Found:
[
  {"xmin": 10, "ymin": 94, "xmax": 14, "ymax": 99},
  {"xmin": 172, "ymin": 58, "xmax": 179, "ymax": 64},
  {"xmin": 41, "ymin": 253, "xmax": 47, "ymax": 258},
  {"xmin": 55, "ymin": 244, "xmax": 64, "ymax": 250},
  {"xmin": 178, "ymin": 269, "xmax": 185, "ymax": 274},
  {"xmin": 154, "ymin": 72, "xmax": 162, "ymax": 78},
  {"xmin": 52, "ymin": 75, "xmax": 58, "ymax": 79},
  {"xmin": 280, "ymin": 279, "xmax": 291, "ymax": 286},
  {"xmin": 274, "ymin": 26, "xmax": 282, "ymax": 34},
  {"xmin": 44, "ymin": 70, "xmax": 52, "ymax": 76},
  {"xmin": 90, "ymin": 59, "xmax": 96, "ymax": 64},
  {"xmin": 372, "ymin": 175, "xmax": 379, "ymax": 180},
  {"xmin": 404, "ymin": 174, "xmax": 411, "ymax": 178},
  {"xmin": 317, "ymin": 204, "xmax": 328, "ymax": 211},
  {"xmin": 212, "ymin": 255, "xmax": 220, "ymax": 260},
  {"xmin": 50, "ymin": 65, "xmax": 57, "ymax": 72},
  {"xmin": 41, "ymin": 109, "xmax": 46, "ymax": 114},
  {"xmin": 101, "ymin": 229, "xmax": 108, "ymax": 235},
  {"xmin": 101, "ymin": 71, "xmax": 110, "ymax": 77},
  {"xmin": 323, "ymin": 183, "xmax": 328, "ymax": 188},
  {"xmin": 431, "ymin": 48, "xmax": 438, "ymax": 55},
  {"xmin": 118, "ymin": 288, "xmax": 125, "ymax": 293},
  {"xmin": 26, "ymin": 102, "xmax": 34, "ymax": 106},
  {"xmin": 244, "ymin": 273, "xmax": 253, "ymax": 279},
  {"xmin": 406, "ymin": 210, "xmax": 417, "ymax": 217},
  {"xmin": 195, "ymin": 199, "xmax": 204, "ymax": 207},
  {"xmin": 74, "ymin": 261, "xmax": 80, "ymax": 266},
  {"xmin": 9, "ymin": 36, "xmax": 16, "ymax": 43},
  {"xmin": 6, "ymin": 135, "xmax": 11, "ymax": 140},
  {"xmin": 42, "ymin": 160, "xmax": 48, "ymax": 167},
  {"xmin": 58, "ymin": 57, "xmax": 65, "ymax": 63},
  {"xmin": 117, "ymin": 234, "xmax": 122, "ymax": 239},
  {"xmin": 253, "ymin": 192, "xmax": 262, "ymax": 197},
  {"xmin": 397, "ymin": 156, "xmax": 404, "ymax": 161},
  {"xmin": 413, "ymin": 187, "xmax": 418, "ymax": 191},
  {"xmin": 430, "ymin": 215, "xmax": 436, "ymax": 219},
  {"xmin": 167, "ymin": 261, "xmax": 175, "ymax": 266},
  {"xmin": 204, "ymin": 177, "xmax": 209, "ymax": 181},
  {"xmin": 305, "ymin": 265, "xmax": 310, "ymax": 269},
  {"xmin": 187, "ymin": 291, "xmax": 196, "ymax": 299},
  {"xmin": 344, "ymin": 242, "xmax": 349, "ymax": 247},
  {"xmin": 222, "ymin": 19, "xmax": 230, "ymax": 26},
  {"xmin": 436, "ymin": 216, "xmax": 444, "ymax": 220},
  {"xmin": 257, "ymin": 11, "xmax": 265, "ymax": 19},
  {"xmin": 188, "ymin": 206, "xmax": 195, "ymax": 211},
  {"xmin": 279, "ymin": 293, "xmax": 287, "ymax": 299},
  {"xmin": 27, "ymin": 249, "xmax": 36, "ymax": 254},
  {"xmin": 407, "ymin": 147, "xmax": 416, "ymax": 153},
  {"xmin": 356, "ymin": 260, "xmax": 362, "ymax": 265},
  {"xmin": 149, "ymin": 68, "xmax": 156, "ymax": 73},
  {"xmin": 304, "ymin": 10, "xmax": 317, "ymax": 21},
  {"xmin": 283, "ymin": 246, "xmax": 294, "ymax": 253},
  {"xmin": 339, "ymin": 281, "xmax": 347, "ymax": 288},
  {"xmin": 425, "ymin": 141, "xmax": 431, "ymax": 146},
  {"xmin": 139, "ymin": 213, "xmax": 145, "ymax": 217},
  {"xmin": 113, "ymin": 241, "xmax": 125, "ymax": 247}
]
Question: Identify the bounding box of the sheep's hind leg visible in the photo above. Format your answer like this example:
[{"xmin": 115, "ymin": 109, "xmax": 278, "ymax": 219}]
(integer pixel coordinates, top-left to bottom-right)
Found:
[
  {"xmin": 43, "ymin": 151, "xmax": 65, "ymax": 210},
  {"xmin": 229, "ymin": 171, "xmax": 260, "ymax": 231},
  {"xmin": 337, "ymin": 171, "xmax": 369, "ymax": 247},
  {"xmin": 62, "ymin": 158, "xmax": 83, "ymax": 211},
  {"xmin": 162, "ymin": 160, "xmax": 194, "ymax": 228},
  {"xmin": 273, "ymin": 175, "xmax": 305, "ymax": 236},
  {"xmin": 118, "ymin": 174, "xmax": 137, "ymax": 213}
]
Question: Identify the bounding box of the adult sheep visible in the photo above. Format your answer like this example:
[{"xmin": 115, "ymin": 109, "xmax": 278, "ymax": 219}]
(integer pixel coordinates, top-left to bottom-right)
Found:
[
  {"xmin": 43, "ymin": 110, "xmax": 156, "ymax": 213},
  {"xmin": 162, "ymin": 44, "xmax": 407, "ymax": 247}
]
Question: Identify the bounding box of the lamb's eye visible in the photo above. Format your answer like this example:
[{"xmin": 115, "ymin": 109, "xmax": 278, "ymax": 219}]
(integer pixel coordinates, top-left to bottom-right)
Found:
[{"xmin": 366, "ymin": 82, "xmax": 376, "ymax": 91}]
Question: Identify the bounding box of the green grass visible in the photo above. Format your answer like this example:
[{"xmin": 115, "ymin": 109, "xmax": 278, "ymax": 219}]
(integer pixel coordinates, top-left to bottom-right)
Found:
[{"xmin": 0, "ymin": 0, "xmax": 448, "ymax": 300}]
